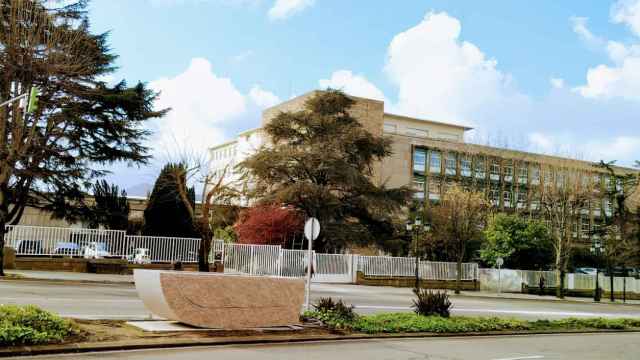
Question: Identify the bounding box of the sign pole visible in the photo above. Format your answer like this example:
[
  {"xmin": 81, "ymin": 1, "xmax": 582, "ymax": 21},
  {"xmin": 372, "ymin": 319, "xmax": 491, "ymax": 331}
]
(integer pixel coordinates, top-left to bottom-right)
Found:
[{"xmin": 304, "ymin": 217, "xmax": 320, "ymax": 311}]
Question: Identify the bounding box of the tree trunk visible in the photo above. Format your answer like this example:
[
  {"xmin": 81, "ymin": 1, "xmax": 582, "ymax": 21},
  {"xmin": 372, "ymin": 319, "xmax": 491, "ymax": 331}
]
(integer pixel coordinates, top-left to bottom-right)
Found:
[
  {"xmin": 557, "ymin": 269, "xmax": 565, "ymax": 299},
  {"xmin": 198, "ymin": 232, "xmax": 212, "ymax": 272},
  {"xmin": 0, "ymin": 213, "xmax": 6, "ymax": 277},
  {"xmin": 609, "ymin": 265, "xmax": 615, "ymax": 302},
  {"xmin": 455, "ymin": 259, "xmax": 462, "ymax": 294}
]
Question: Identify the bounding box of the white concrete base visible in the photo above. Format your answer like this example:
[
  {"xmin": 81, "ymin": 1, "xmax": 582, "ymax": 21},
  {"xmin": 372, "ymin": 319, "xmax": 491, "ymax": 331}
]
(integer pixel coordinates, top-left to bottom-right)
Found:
[{"xmin": 126, "ymin": 320, "xmax": 304, "ymax": 332}]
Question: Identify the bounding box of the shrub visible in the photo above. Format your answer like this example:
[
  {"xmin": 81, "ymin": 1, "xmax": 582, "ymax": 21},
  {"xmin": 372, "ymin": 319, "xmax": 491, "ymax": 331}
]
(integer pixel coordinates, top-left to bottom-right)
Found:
[
  {"xmin": 411, "ymin": 289, "xmax": 452, "ymax": 317},
  {"xmin": 353, "ymin": 313, "xmax": 530, "ymax": 334},
  {"xmin": 307, "ymin": 297, "xmax": 357, "ymax": 330},
  {"xmin": 0, "ymin": 305, "xmax": 77, "ymax": 346}
]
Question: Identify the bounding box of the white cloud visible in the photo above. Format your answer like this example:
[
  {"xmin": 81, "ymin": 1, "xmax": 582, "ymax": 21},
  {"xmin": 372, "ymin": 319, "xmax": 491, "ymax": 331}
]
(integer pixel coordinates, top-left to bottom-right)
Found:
[
  {"xmin": 611, "ymin": 0, "xmax": 640, "ymax": 37},
  {"xmin": 149, "ymin": 58, "xmax": 246, "ymax": 155},
  {"xmin": 318, "ymin": 70, "xmax": 386, "ymax": 101},
  {"xmin": 249, "ymin": 84, "xmax": 281, "ymax": 108},
  {"xmin": 268, "ymin": 0, "xmax": 314, "ymax": 21},
  {"xmin": 570, "ymin": 16, "xmax": 604, "ymax": 48},
  {"xmin": 382, "ymin": 11, "xmax": 527, "ymax": 126},
  {"xmin": 574, "ymin": 1, "xmax": 640, "ymax": 100},
  {"xmin": 231, "ymin": 50, "xmax": 254, "ymax": 63},
  {"xmin": 550, "ymin": 78, "xmax": 565, "ymax": 89}
]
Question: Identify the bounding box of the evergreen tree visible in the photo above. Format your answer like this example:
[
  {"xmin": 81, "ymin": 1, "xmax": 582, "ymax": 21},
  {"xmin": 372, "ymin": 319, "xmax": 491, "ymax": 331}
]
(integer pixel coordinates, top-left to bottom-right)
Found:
[
  {"xmin": 87, "ymin": 180, "xmax": 130, "ymax": 230},
  {"xmin": 143, "ymin": 163, "xmax": 198, "ymax": 238},
  {"xmin": 239, "ymin": 90, "xmax": 412, "ymax": 252},
  {"xmin": 0, "ymin": 1, "xmax": 166, "ymax": 275}
]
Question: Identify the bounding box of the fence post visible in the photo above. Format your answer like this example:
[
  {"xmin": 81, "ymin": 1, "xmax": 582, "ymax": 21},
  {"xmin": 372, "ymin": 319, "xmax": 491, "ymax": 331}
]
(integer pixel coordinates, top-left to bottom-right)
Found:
[
  {"xmin": 278, "ymin": 248, "xmax": 283, "ymax": 277},
  {"xmin": 250, "ymin": 246, "xmax": 255, "ymax": 276}
]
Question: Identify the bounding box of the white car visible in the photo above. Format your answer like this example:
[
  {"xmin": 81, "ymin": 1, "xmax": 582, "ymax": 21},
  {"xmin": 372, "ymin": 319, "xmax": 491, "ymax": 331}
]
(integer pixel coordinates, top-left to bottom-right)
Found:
[
  {"xmin": 128, "ymin": 248, "xmax": 151, "ymax": 264},
  {"xmin": 82, "ymin": 242, "xmax": 111, "ymax": 259}
]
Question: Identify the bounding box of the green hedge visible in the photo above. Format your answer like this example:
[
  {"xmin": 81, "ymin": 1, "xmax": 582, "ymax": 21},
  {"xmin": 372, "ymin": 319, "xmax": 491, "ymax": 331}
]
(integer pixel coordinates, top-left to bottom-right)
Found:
[
  {"xmin": 305, "ymin": 310, "xmax": 640, "ymax": 334},
  {"xmin": 0, "ymin": 305, "xmax": 77, "ymax": 346}
]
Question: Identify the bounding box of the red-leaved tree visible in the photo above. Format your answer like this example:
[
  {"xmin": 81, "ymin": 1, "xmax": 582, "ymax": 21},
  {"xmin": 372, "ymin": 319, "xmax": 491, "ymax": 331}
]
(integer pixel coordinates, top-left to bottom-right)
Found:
[{"xmin": 234, "ymin": 205, "xmax": 303, "ymax": 246}]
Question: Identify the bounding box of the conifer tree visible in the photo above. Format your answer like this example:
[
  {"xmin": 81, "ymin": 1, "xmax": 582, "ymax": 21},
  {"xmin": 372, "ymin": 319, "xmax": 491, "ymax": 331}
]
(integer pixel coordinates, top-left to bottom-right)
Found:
[
  {"xmin": 143, "ymin": 163, "xmax": 198, "ymax": 238},
  {"xmin": 0, "ymin": 0, "xmax": 166, "ymax": 275}
]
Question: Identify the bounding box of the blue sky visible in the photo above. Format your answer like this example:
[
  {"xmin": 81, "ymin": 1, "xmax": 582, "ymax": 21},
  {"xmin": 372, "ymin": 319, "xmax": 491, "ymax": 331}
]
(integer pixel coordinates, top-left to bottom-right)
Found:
[{"xmin": 87, "ymin": 0, "xmax": 640, "ymax": 194}]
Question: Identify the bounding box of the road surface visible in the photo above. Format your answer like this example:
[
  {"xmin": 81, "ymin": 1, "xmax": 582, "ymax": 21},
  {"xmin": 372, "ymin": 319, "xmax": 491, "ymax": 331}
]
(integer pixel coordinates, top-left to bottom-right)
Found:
[
  {"xmin": 10, "ymin": 333, "xmax": 640, "ymax": 359},
  {"xmin": 2, "ymin": 279, "xmax": 640, "ymax": 320}
]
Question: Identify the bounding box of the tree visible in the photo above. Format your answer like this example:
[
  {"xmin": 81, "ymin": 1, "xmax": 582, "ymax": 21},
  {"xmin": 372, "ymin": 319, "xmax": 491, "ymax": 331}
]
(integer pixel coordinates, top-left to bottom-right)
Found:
[
  {"xmin": 85, "ymin": 180, "xmax": 130, "ymax": 230},
  {"xmin": 539, "ymin": 169, "xmax": 595, "ymax": 298},
  {"xmin": 429, "ymin": 185, "xmax": 489, "ymax": 294},
  {"xmin": 234, "ymin": 204, "xmax": 303, "ymax": 246},
  {"xmin": 143, "ymin": 163, "xmax": 198, "ymax": 238},
  {"xmin": 0, "ymin": 0, "xmax": 165, "ymax": 275},
  {"xmin": 596, "ymin": 161, "xmax": 640, "ymax": 300},
  {"xmin": 239, "ymin": 90, "xmax": 412, "ymax": 252},
  {"xmin": 480, "ymin": 213, "xmax": 553, "ymax": 270},
  {"xmin": 164, "ymin": 155, "xmax": 237, "ymax": 271}
]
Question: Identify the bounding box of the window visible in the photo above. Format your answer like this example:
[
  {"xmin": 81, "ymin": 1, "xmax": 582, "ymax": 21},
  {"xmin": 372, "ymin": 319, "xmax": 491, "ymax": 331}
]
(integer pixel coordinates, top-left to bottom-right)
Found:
[
  {"xmin": 530, "ymin": 197, "xmax": 540, "ymax": 211},
  {"xmin": 544, "ymin": 170, "xmax": 553, "ymax": 188},
  {"xmin": 475, "ymin": 157, "xmax": 486, "ymax": 179},
  {"xmin": 517, "ymin": 191, "xmax": 527, "ymax": 209},
  {"xmin": 445, "ymin": 153, "xmax": 457, "ymax": 176},
  {"xmin": 383, "ymin": 122, "xmax": 397, "ymax": 134},
  {"xmin": 593, "ymin": 201, "xmax": 601, "ymax": 217},
  {"xmin": 489, "ymin": 187, "xmax": 500, "ymax": 206},
  {"xmin": 604, "ymin": 198, "xmax": 613, "ymax": 217},
  {"xmin": 581, "ymin": 217, "xmax": 590, "ymax": 238},
  {"xmin": 556, "ymin": 171, "xmax": 565, "ymax": 188},
  {"xmin": 429, "ymin": 151, "xmax": 442, "ymax": 174},
  {"xmin": 490, "ymin": 161, "xmax": 500, "ymax": 181},
  {"xmin": 413, "ymin": 148, "xmax": 426, "ymax": 174},
  {"xmin": 428, "ymin": 179, "xmax": 441, "ymax": 201},
  {"xmin": 531, "ymin": 166, "xmax": 541, "ymax": 185},
  {"xmin": 413, "ymin": 179, "xmax": 425, "ymax": 200},
  {"xmin": 503, "ymin": 191, "xmax": 512, "ymax": 207},
  {"xmin": 461, "ymin": 156, "xmax": 472, "ymax": 177},
  {"xmin": 407, "ymin": 127, "xmax": 428, "ymax": 138},
  {"xmin": 518, "ymin": 165, "xmax": 528, "ymax": 184},
  {"xmin": 503, "ymin": 162, "xmax": 513, "ymax": 182}
]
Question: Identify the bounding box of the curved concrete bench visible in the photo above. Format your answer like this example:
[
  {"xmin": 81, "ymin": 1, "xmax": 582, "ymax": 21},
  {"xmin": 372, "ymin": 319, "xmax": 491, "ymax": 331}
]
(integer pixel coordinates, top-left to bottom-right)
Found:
[{"xmin": 134, "ymin": 270, "xmax": 305, "ymax": 329}]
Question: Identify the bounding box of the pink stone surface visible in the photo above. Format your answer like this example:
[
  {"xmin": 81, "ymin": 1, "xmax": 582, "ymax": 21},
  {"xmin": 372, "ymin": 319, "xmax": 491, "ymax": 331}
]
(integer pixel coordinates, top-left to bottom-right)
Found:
[{"xmin": 134, "ymin": 270, "xmax": 304, "ymax": 329}]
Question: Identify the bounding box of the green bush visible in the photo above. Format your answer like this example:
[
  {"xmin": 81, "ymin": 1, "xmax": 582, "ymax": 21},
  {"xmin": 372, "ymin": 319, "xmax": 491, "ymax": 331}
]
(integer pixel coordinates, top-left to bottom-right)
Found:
[
  {"xmin": 411, "ymin": 289, "xmax": 452, "ymax": 317},
  {"xmin": 306, "ymin": 297, "xmax": 357, "ymax": 330},
  {"xmin": 0, "ymin": 305, "xmax": 77, "ymax": 346},
  {"xmin": 353, "ymin": 313, "xmax": 529, "ymax": 334}
]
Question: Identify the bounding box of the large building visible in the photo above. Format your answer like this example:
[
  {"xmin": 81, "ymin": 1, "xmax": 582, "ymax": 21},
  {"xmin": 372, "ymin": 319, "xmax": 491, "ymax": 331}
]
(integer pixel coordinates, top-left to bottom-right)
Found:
[{"xmin": 209, "ymin": 90, "xmax": 639, "ymax": 246}]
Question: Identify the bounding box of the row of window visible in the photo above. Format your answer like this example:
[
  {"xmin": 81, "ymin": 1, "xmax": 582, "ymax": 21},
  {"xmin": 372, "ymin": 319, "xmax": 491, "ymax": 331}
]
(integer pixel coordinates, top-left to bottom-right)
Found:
[
  {"xmin": 212, "ymin": 146, "xmax": 237, "ymax": 161},
  {"xmin": 413, "ymin": 148, "xmax": 619, "ymax": 190},
  {"xmin": 412, "ymin": 177, "xmax": 615, "ymax": 216}
]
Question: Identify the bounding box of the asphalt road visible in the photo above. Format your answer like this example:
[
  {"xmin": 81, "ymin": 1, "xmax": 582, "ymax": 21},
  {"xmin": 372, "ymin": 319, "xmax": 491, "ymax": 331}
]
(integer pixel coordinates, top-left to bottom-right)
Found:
[
  {"xmin": 11, "ymin": 333, "xmax": 640, "ymax": 359},
  {"xmin": 2, "ymin": 280, "xmax": 640, "ymax": 320}
]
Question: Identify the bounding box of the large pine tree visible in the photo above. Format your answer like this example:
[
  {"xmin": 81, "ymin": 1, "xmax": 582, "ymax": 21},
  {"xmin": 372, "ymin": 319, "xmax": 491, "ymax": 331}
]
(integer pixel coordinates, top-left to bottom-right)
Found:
[
  {"xmin": 239, "ymin": 90, "xmax": 412, "ymax": 252},
  {"xmin": 0, "ymin": 0, "xmax": 166, "ymax": 274},
  {"xmin": 143, "ymin": 163, "xmax": 198, "ymax": 238}
]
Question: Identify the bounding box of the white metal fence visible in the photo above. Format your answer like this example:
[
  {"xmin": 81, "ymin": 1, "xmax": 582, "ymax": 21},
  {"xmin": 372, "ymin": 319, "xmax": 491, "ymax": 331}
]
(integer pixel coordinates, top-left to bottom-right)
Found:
[
  {"xmin": 4, "ymin": 225, "xmax": 201, "ymax": 262},
  {"xmin": 357, "ymin": 255, "xmax": 478, "ymax": 281}
]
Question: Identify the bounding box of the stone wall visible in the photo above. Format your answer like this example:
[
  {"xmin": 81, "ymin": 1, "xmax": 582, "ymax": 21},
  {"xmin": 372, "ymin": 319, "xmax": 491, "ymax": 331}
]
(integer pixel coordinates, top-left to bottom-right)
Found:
[
  {"xmin": 356, "ymin": 271, "xmax": 479, "ymax": 291},
  {"xmin": 2, "ymin": 247, "xmax": 16, "ymax": 270}
]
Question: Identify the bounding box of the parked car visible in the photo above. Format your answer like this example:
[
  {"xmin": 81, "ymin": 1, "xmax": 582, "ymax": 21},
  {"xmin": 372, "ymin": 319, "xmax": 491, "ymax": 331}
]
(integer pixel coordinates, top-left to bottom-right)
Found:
[
  {"xmin": 82, "ymin": 242, "xmax": 110, "ymax": 259},
  {"xmin": 16, "ymin": 240, "xmax": 43, "ymax": 255},
  {"xmin": 53, "ymin": 242, "xmax": 79, "ymax": 256},
  {"xmin": 127, "ymin": 248, "xmax": 151, "ymax": 264},
  {"xmin": 575, "ymin": 267, "xmax": 597, "ymax": 276}
]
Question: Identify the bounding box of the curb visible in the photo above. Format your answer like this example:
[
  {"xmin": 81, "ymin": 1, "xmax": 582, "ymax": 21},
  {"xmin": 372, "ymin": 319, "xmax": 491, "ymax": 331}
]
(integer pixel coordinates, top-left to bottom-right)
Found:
[
  {"xmin": 0, "ymin": 276, "xmax": 134, "ymax": 286},
  {"xmin": 451, "ymin": 293, "xmax": 640, "ymax": 306},
  {"xmin": 1, "ymin": 329, "xmax": 639, "ymax": 358}
]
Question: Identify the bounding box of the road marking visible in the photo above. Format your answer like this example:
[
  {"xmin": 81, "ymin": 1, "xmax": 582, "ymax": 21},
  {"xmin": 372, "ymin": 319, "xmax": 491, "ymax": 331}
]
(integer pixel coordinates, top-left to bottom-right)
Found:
[{"xmin": 492, "ymin": 356, "xmax": 544, "ymax": 360}]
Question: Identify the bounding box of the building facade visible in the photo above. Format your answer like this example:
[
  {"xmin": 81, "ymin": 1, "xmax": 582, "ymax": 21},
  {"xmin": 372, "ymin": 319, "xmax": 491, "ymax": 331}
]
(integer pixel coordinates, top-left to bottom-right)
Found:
[{"xmin": 210, "ymin": 90, "xmax": 639, "ymax": 247}]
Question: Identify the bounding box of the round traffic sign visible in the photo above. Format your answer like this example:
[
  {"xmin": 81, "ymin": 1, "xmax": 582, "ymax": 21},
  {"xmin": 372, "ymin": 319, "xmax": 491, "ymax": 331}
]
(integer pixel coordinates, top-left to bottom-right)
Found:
[{"xmin": 304, "ymin": 217, "xmax": 320, "ymax": 241}]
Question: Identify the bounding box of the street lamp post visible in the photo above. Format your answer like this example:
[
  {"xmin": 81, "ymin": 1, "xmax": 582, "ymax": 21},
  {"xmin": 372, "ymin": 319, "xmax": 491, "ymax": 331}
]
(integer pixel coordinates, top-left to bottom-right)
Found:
[
  {"xmin": 407, "ymin": 218, "xmax": 430, "ymax": 291},
  {"xmin": 591, "ymin": 242, "xmax": 602, "ymax": 302}
]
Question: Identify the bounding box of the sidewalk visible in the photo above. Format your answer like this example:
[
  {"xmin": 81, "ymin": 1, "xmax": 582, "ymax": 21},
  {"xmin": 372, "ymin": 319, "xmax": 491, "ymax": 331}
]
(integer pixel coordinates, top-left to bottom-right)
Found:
[{"xmin": 5, "ymin": 270, "xmax": 133, "ymax": 284}]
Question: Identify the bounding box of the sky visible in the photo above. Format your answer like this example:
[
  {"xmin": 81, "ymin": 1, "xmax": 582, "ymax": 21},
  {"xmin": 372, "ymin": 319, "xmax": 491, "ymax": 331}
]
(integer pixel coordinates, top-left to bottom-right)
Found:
[{"xmin": 86, "ymin": 0, "xmax": 640, "ymax": 195}]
